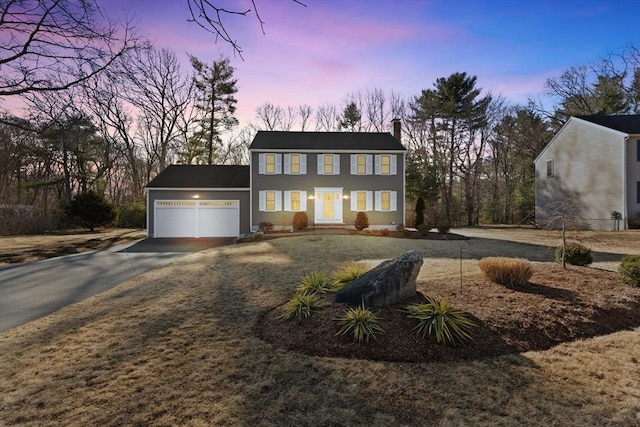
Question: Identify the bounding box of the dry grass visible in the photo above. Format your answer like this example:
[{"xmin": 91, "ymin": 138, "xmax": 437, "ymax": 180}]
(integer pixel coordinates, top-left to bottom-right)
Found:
[
  {"xmin": 478, "ymin": 257, "xmax": 534, "ymax": 287},
  {"xmin": 0, "ymin": 228, "xmax": 145, "ymax": 266},
  {"xmin": 1, "ymin": 233, "xmax": 639, "ymax": 425}
]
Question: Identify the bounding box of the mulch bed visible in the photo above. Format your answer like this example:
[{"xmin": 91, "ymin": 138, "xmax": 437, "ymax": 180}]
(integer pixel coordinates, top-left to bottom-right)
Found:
[{"xmin": 257, "ymin": 264, "xmax": 640, "ymax": 363}]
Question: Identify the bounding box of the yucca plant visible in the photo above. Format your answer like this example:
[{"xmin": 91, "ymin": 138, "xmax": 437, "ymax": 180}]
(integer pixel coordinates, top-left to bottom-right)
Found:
[
  {"xmin": 336, "ymin": 304, "xmax": 384, "ymax": 343},
  {"xmin": 332, "ymin": 263, "xmax": 368, "ymax": 290},
  {"xmin": 296, "ymin": 271, "xmax": 336, "ymax": 294},
  {"xmin": 278, "ymin": 292, "xmax": 328, "ymax": 320},
  {"xmin": 404, "ymin": 297, "xmax": 476, "ymax": 344}
]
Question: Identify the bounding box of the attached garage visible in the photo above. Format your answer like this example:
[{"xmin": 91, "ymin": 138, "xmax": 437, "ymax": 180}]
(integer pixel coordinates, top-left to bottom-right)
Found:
[
  {"xmin": 145, "ymin": 165, "xmax": 250, "ymax": 238},
  {"xmin": 154, "ymin": 200, "xmax": 240, "ymax": 238}
]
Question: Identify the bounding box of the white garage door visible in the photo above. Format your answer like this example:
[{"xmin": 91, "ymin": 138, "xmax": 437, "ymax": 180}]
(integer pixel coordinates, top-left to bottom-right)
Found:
[{"xmin": 155, "ymin": 200, "xmax": 239, "ymax": 237}]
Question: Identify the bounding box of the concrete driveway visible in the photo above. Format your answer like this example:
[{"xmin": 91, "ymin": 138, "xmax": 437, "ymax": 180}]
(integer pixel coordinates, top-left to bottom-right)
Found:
[{"xmin": 0, "ymin": 238, "xmax": 233, "ymax": 333}]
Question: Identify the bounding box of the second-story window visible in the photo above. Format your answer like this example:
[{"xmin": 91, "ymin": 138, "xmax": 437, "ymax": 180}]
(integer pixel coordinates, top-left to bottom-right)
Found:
[
  {"xmin": 546, "ymin": 159, "xmax": 554, "ymax": 177},
  {"xmin": 375, "ymin": 154, "xmax": 396, "ymax": 175},
  {"xmin": 318, "ymin": 154, "xmax": 340, "ymax": 175},
  {"xmin": 266, "ymin": 154, "xmax": 276, "ymax": 174},
  {"xmin": 259, "ymin": 153, "xmax": 282, "ymax": 174},
  {"xmin": 284, "ymin": 153, "xmax": 306, "ymax": 174},
  {"xmin": 350, "ymin": 154, "xmax": 372, "ymax": 175},
  {"xmin": 324, "ymin": 154, "xmax": 333, "ymax": 174}
]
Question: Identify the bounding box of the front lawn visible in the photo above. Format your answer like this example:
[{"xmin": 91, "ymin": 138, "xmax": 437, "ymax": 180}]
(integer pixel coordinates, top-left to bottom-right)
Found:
[{"xmin": 0, "ymin": 234, "xmax": 638, "ymax": 426}]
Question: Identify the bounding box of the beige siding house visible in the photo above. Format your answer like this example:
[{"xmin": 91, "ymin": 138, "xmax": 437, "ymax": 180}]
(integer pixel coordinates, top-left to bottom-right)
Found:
[{"xmin": 535, "ymin": 115, "xmax": 640, "ymax": 230}]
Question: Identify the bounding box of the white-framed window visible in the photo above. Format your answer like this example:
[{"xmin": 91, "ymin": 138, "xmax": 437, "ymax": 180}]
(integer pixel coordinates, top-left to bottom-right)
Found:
[
  {"xmin": 259, "ymin": 153, "xmax": 282, "ymax": 174},
  {"xmin": 350, "ymin": 190, "xmax": 373, "ymax": 211},
  {"xmin": 317, "ymin": 154, "xmax": 340, "ymax": 175},
  {"xmin": 350, "ymin": 154, "xmax": 372, "ymax": 175},
  {"xmin": 546, "ymin": 159, "xmax": 554, "ymax": 177},
  {"xmin": 375, "ymin": 190, "xmax": 397, "ymax": 211},
  {"xmin": 259, "ymin": 190, "xmax": 282, "ymax": 212},
  {"xmin": 375, "ymin": 154, "xmax": 397, "ymax": 175},
  {"xmin": 284, "ymin": 190, "xmax": 307, "ymax": 211},
  {"xmin": 284, "ymin": 153, "xmax": 307, "ymax": 175}
]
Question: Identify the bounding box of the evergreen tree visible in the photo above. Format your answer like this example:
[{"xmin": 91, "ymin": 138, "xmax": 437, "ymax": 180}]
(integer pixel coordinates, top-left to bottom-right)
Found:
[
  {"xmin": 189, "ymin": 55, "xmax": 239, "ymax": 164},
  {"xmin": 65, "ymin": 190, "xmax": 117, "ymax": 232},
  {"xmin": 339, "ymin": 102, "xmax": 362, "ymax": 131}
]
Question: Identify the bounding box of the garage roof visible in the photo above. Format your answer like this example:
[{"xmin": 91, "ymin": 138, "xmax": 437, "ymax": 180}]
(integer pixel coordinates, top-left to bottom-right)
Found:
[
  {"xmin": 249, "ymin": 131, "xmax": 406, "ymax": 151},
  {"xmin": 146, "ymin": 165, "xmax": 250, "ymax": 189}
]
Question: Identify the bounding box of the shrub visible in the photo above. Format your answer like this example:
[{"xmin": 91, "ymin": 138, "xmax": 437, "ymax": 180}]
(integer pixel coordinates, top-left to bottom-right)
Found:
[
  {"xmin": 395, "ymin": 224, "xmax": 405, "ymax": 232},
  {"xmin": 437, "ymin": 224, "xmax": 450, "ymax": 234},
  {"xmin": 354, "ymin": 211, "xmax": 369, "ymax": 231},
  {"xmin": 332, "ymin": 263, "xmax": 368, "ymax": 286},
  {"xmin": 278, "ymin": 292, "xmax": 328, "ymax": 320},
  {"xmin": 292, "ymin": 212, "xmax": 308, "ymax": 230},
  {"xmin": 555, "ymin": 242, "xmax": 593, "ymax": 266},
  {"xmin": 416, "ymin": 223, "xmax": 431, "ymax": 236},
  {"xmin": 478, "ymin": 257, "xmax": 534, "ymax": 287},
  {"xmin": 259, "ymin": 222, "xmax": 274, "ymax": 232},
  {"xmin": 618, "ymin": 255, "xmax": 640, "ymax": 287},
  {"xmin": 404, "ymin": 297, "xmax": 476, "ymax": 344},
  {"xmin": 117, "ymin": 203, "xmax": 146, "ymax": 228},
  {"xmin": 380, "ymin": 228, "xmax": 389, "ymax": 236},
  {"xmin": 253, "ymin": 231, "xmax": 264, "ymax": 240},
  {"xmin": 65, "ymin": 190, "xmax": 117, "ymax": 232},
  {"xmin": 415, "ymin": 196, "xmax": 425, "ymax": 227},
  {"xmin": 336, "ymin": 304, "xmax": 384, "ymax": 343},
  {"xmin": 296, "ymin": 271, "xmax": 336, "ymax": 294}
]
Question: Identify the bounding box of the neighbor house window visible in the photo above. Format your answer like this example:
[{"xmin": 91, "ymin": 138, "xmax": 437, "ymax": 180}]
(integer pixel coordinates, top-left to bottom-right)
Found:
[
  {"xmin": 259, "ymin": 153, "xmax": 282, "ymax": 174},
  {"xmin": 375, "ymin": 190, "xmax": 397, "ymax": 211},
  {"xmin": 350, "ymin": 191, "xmax": 372, "ymax": 211},
  {"xmin": 637, "ymin": 140, "xmax": 640, "ymax": 162},
  {"xmin": 546, "ymin": 159, "xmax": 554, "ymax": 177},
  {"xmin": 259, "ymin": 190, "xmax": 282, "ymax": 212},
  {"xmin": 317, "ymin": 154, "xmax": 340, "ymax": 175},
  {"xmin": 350, "ymin": 154, "xmax": 372, "ymax": 175},
  {"xmin": 284, "ymin": 190, "xmax": 307, "ymax": 211},
  {"xmin": 375, "ymin": 154, "xmax": 396, "ymax": 175},
  {"xmin": 284, "ymin": 153, "xmax": 306, "ymax": 174}
]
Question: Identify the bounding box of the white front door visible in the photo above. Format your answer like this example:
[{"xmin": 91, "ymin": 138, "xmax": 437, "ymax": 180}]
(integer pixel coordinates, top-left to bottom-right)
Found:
[{"xmin": 314, "ymin": 188, "xmax": 343, "ymax": 223}]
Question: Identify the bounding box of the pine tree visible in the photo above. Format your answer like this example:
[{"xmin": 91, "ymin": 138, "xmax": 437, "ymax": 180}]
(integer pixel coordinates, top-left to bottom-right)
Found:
[{"xmin": 189, "ymin": 55, "xmax": 239, "ymax": 164}]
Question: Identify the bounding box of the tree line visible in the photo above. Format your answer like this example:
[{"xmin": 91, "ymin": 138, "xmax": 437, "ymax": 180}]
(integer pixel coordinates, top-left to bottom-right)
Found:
[{"xmin": 0, "ymin": 2, "xmax": 637, "ymax": 233}]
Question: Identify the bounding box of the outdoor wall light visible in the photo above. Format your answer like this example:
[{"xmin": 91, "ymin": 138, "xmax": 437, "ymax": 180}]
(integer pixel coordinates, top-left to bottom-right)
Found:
[
  {"xmin": 193, "ymin": 193, "xmax": 200, "ymax": 199},
  {"xmin": 342, "ymin": 195, "xmax": 349, "ymax": 199},
  {"xmin": 308, "ymin": 195, "xmax": 315, "ymax": 199}
]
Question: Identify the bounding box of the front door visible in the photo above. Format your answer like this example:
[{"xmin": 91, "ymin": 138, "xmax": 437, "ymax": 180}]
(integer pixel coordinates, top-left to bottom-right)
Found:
[{"xmin": 314, "ymin": 187, "xmax": 343, "ymax": 223}]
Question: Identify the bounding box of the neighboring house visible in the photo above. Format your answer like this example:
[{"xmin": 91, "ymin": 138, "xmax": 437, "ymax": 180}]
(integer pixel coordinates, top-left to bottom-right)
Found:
[
  {"xmin": 144, "ymin": 123, "xmax": 406, "ymax": 237},
  {"xmin": 535, "ymin": 115, "xmax": 640, "ymax": 231}
]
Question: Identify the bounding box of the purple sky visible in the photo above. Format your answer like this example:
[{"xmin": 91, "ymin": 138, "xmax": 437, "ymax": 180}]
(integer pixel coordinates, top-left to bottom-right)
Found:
[{"xmin": 104, "ymin": 0, "xmax": 640, "ymax": 126}]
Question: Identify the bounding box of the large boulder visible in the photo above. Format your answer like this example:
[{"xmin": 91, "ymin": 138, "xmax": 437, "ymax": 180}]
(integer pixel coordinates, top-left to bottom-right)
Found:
[{"xmin": 334, "ymin": 250, "xmax": 423, "ymax": 307}]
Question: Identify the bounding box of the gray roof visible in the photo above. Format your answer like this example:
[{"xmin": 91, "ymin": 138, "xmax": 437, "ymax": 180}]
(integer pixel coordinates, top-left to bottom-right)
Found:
[
  {"xmin": 249, "ymin": 131, "xmax": 406, "ymax": 151},
  {"xmin": 146, "ymin": 165, "xmax": 250, "ymax": 188},
  {"xmin": 578, "ymin": 115, "xmax": 640, "ymax": 134}
]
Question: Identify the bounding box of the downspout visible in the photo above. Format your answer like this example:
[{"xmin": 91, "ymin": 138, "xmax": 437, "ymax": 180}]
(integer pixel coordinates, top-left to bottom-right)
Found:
[
  {"xmin": 145, "ymin": 188, "xmax": 150, "ymax": 238},
  {"xmin": 622, "ymin": 136, "xmax": 628, "ymax": 230},
  {"xmin": 249, "ymin": 151, "xmax": 253, "ymax": 233}
]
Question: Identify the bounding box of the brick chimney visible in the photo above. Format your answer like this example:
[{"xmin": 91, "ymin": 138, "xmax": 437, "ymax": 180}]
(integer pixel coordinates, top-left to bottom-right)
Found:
[{"xmin": 392, "ymin": 118, "xmax": 401, "ymax": 141}]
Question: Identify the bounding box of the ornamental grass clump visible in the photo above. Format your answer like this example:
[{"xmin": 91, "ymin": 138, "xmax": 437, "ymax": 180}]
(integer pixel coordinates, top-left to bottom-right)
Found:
[
  {"xmin": 404, "ymin": 297, "xmax": 476, "ymax": 344},
  {"xmin": 618, "ymin": 255, "xmax": 640, "ymax": 287},
  {"xmin": 278, "ymin": 292, "xmax": 328, "ymax": 320},
  {"xmin": 478, "ymin": 257, "xmax": 534, "ymax": 287},
  {"xmin": 336, "ymin": 305, "xmax": 384, "ymax": 343},
  {"xmin": 332, "ymin": 263, "xmax": 368, "ymax": 289},
  {"xmin": 296, "ymin": 271, "xmax": 336, "ymax": 294}
]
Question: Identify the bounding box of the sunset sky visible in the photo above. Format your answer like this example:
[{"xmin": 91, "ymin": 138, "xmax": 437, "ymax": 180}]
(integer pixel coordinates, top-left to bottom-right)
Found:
[{"xmin": 102, "ymin": 0, "xmax": 639, "ymax": 127}]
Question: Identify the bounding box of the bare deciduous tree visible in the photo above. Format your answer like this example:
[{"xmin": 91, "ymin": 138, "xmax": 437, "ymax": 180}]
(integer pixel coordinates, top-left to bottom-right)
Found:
[{"xmin": 0, "ymin": 0, "xmax": 139, "ymax": 96}]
